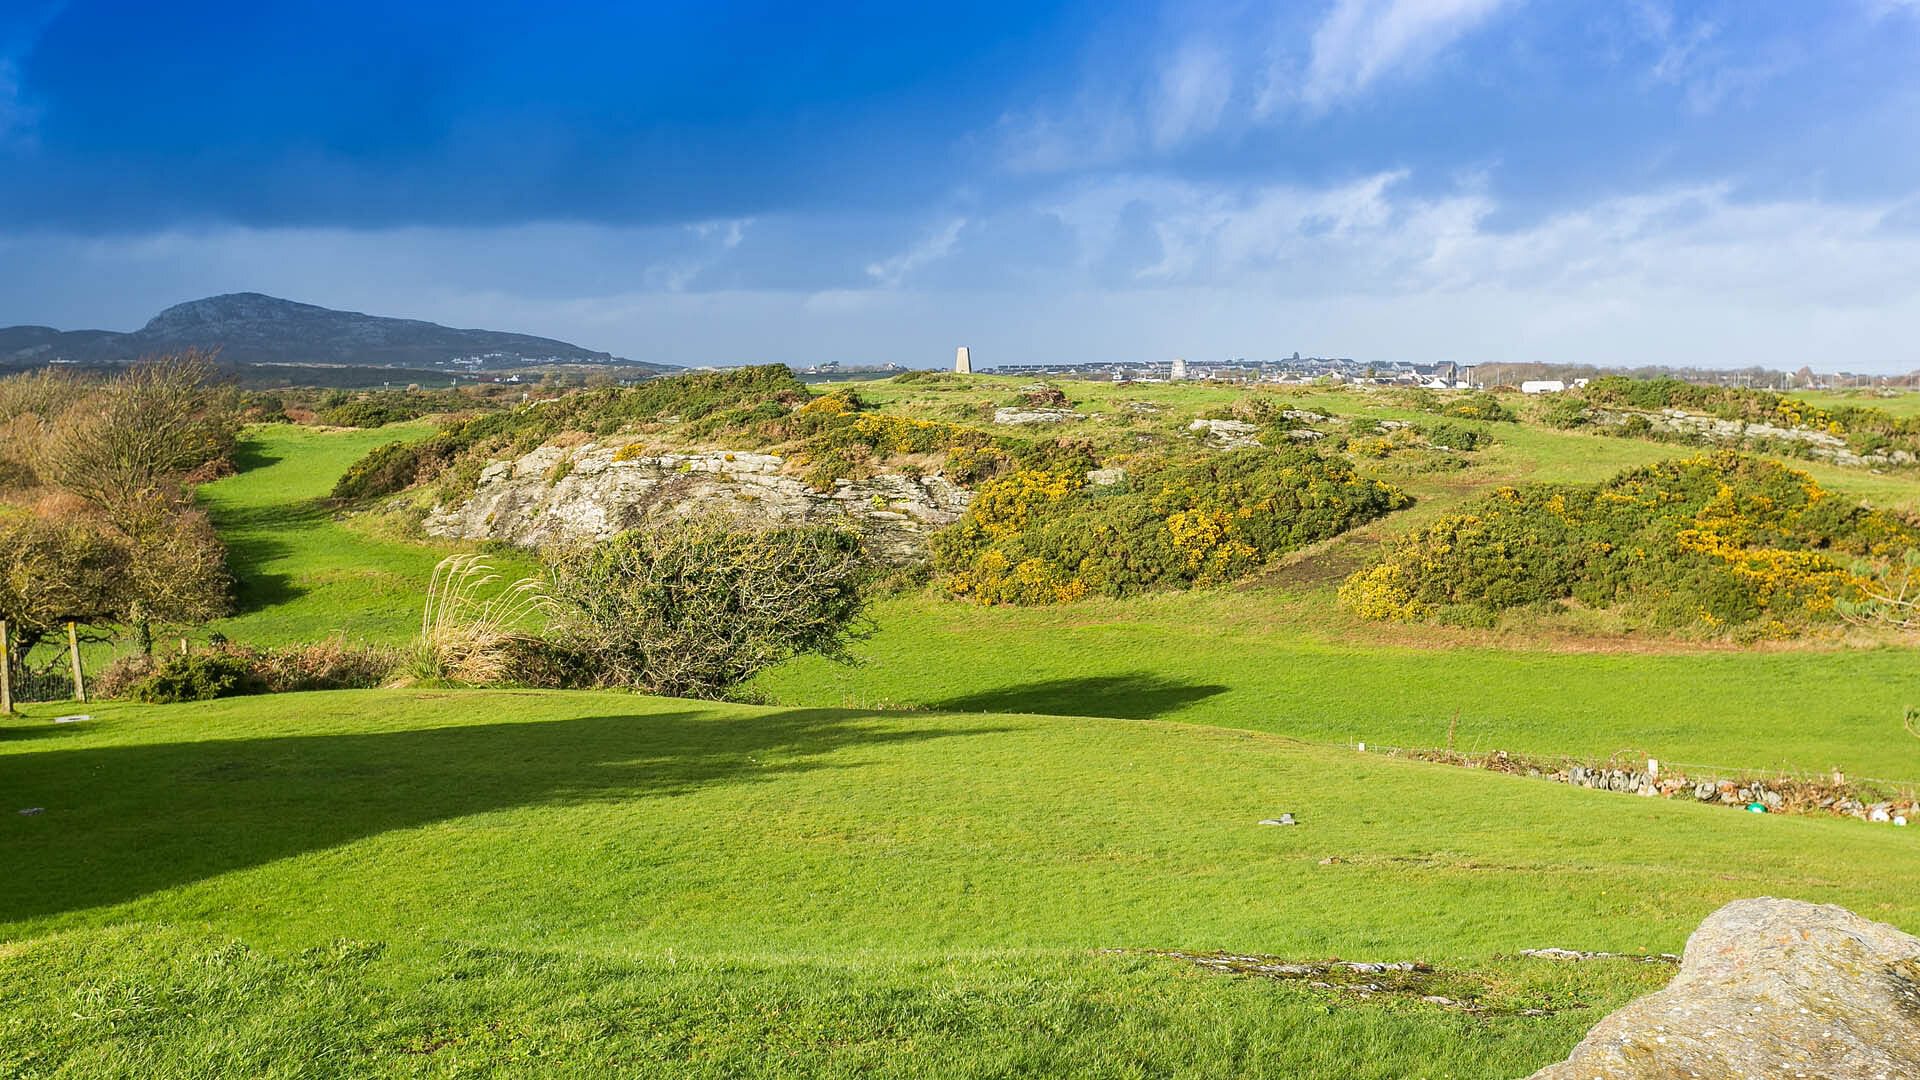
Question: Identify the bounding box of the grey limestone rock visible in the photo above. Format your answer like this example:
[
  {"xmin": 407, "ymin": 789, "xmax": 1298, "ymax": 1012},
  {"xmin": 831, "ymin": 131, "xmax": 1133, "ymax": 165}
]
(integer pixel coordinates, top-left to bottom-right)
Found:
[{"xmin": 1527, "ymin": 897, "xmax": 1920, "ymax": 1079}]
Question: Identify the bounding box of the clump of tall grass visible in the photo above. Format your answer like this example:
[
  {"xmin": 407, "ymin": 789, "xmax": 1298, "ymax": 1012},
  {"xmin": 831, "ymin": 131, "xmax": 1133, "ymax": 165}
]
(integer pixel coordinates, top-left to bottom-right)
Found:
[{"xmin": 402, "ymin": 553, "xmax": 554, "ymax": 686}]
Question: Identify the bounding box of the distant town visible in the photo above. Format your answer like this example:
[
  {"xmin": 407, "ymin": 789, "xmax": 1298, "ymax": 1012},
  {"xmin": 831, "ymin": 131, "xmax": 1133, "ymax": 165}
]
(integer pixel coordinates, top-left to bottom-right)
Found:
[{"xmin": 797, "ymin": 353, "xmax": 1920, "ymax": 392}]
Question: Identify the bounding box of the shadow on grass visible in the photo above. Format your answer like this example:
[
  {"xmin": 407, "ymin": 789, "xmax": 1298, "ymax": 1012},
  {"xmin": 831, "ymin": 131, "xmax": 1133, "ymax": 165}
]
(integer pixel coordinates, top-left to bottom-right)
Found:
[
  {"xmin": 228, "ymin": 437, "xmax": 284, "ymax": 474},
  {"xmin": 201, "ymin": 499, "xmax": 334, "ymax": 613},
  {"xmin": 929, "ymin": 674, "xmax": 1229, "ymax": 720},
  {"xmin": 0, "ymin": 704, "xmax": 998, "ymax": 922}
]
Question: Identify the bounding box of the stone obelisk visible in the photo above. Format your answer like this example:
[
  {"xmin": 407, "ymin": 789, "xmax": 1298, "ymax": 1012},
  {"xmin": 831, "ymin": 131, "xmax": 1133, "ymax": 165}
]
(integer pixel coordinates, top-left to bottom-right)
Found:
[{"xmin": 954, "ymin": 346, "xmax": 973, "ymax": 374}]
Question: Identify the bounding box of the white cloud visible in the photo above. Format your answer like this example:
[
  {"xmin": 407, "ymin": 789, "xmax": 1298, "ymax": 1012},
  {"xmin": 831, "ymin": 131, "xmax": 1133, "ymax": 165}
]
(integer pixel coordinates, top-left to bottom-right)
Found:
[
  {"xmin": 864, "ymin": 218, "xmax": 966, "ymax": 287},
  {"xmin": 1148, "ymin": 42, "xmax": 1234, "ymax": 150},
  {"xmin": 1293, "ymin": 0, "xmax": 1516, "ymax": 110},
  {"xmin": 5, "ymin": 177, "xmax": 1920, "ymax": 371},
  {"xmin": 1630, "ymin": 1, "xmax": 1798, "ymax": 114}
]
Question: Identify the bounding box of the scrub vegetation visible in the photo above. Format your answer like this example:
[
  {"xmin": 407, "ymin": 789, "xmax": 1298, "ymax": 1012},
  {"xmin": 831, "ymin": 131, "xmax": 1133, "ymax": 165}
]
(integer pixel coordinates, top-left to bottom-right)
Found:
[{"xmin": 6, "ymin": 366, "xmax": 1920, "ymax": 1078}]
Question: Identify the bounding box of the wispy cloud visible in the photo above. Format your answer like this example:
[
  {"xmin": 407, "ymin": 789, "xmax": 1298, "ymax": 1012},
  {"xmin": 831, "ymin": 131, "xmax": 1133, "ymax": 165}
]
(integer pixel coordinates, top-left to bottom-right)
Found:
[
  {"xmin": 864, "ymin": 218, "xmax": 967, "ymax": 287},
  {"xmin": 1631, "ymin": 1, "xmax": 1799, "ymax": 113},
  {"xmin": 1289, "ymin": 0, "xmax": 1517, "ymax": 110}
]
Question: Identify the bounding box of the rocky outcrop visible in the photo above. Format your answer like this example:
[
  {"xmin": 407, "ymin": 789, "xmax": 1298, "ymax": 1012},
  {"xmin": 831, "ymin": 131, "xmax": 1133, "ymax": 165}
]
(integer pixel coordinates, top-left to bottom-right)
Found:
[
  {"xmin": 1528, "ymin": 897, "xmax": 1920, "ymax": 1078},
  {"xmin": 422, "ymin": 442, "xmax": 970, "ymax": 560},
  {"xmin": 1188, "ymin": 418, "xmax": 1261, "ymax": 450},
  {"xmin": 1596, "ymin": 408, "xmax": 1916, "ymax": 468},
  {"xmin": 993, "ymin": 406, "xmax": 1081, "ymax": 425}
]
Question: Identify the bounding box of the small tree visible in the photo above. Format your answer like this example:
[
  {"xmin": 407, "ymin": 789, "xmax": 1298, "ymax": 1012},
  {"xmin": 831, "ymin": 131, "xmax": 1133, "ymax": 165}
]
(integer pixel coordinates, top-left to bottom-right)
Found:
[
  {"xmin": 115, "ymin": 495, "xmax": 233, "ymax": 653},
  {"xmin": 34, "ymin": 352, "xmax": 240, "ymax": 515},
  {"xmin": 546, "ymin": 518, "xmax": 872, "ymax": 698},
  {"xmin": 0, "ymin": 511, "xmax": 134, "ymax": 658}
]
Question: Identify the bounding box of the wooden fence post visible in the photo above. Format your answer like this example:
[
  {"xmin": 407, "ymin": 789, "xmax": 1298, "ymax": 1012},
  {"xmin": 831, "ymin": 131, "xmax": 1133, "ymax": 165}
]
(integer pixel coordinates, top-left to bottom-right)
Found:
[
  {"xmin": 67, "ymin": 621, "xmax": 86, "ymax": 704},
  {"xmin": 0, "ymin": 620, "xmax": 13, "ymax": 716}
]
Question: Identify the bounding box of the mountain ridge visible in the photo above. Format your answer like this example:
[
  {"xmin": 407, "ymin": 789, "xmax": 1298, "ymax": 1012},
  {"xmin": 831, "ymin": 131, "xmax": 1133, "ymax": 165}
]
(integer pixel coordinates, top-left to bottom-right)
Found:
[{"xmin": 0, "ymin": 293, "xmax": 667, "ymax": 371}]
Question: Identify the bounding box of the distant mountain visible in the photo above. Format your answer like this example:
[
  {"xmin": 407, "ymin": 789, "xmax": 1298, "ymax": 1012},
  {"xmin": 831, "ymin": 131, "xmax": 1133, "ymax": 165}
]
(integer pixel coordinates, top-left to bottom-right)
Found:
[{"xmin": 0, "ymin": 293, "xmax": 670, "ymax": 371}]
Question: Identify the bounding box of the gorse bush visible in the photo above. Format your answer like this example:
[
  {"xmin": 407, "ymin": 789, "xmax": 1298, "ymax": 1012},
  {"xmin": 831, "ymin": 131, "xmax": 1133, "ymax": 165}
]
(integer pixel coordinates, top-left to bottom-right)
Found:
[
  {"xmin": 545, "ymin": 518, "xmax": 872, "ymax": 698},
  {"xmin": 932, "ymin": 448, "xmax": 1410, "ymax": 604},
  {"xmin": 129, "ymin": 652, "xmax": 259, "ymax": 704},
  {"xmin": 1399, "ymin": 389, "xmax": 1517, "ymax": 423},
  {"xmin": 1341, "ymin": 451, "xmax": 1920, "ymax": 634}
]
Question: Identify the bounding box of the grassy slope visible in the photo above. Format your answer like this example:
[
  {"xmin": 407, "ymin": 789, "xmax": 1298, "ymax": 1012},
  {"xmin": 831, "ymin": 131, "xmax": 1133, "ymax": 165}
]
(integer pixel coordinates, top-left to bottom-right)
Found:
[
  {"xmin": 752, "ymin": 379, "xmax": 1920, "ymax": 782},
  {"xmin": 752, "ymin": 594, "xmax": 1920, "ymax": 781},
  {"xmin": 180, "ymin": 419, "xmax": 1920, "ymax": 782},
  {"xmin": 196, "ymin": 423, "xmax": 533, "ymax": 647},
  {"xmin": 7, "ymin": 691, "xmax": 1920, "ymax": 1077}
]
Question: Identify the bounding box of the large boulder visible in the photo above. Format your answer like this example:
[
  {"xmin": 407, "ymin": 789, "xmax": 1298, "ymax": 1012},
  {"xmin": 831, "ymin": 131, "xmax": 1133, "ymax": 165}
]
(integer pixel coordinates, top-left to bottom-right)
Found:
[{"xmin": 1528, "ymin": 897, "xmax": 1920, "ymax": 1078}]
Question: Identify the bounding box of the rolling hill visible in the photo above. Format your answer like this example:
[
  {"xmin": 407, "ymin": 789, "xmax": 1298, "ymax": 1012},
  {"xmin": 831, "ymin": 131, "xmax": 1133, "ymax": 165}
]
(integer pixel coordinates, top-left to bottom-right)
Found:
[{"xmin": 0, "ymin": 292, "xmax": 672, "ymax": 372}]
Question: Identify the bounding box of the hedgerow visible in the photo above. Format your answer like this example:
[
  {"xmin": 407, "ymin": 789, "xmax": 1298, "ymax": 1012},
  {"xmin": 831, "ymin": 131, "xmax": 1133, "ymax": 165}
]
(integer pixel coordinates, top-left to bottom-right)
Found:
[
  {"xmin": 932, "ymin": 448, "xmax": 1410, "ymax": 604},
  {"xmin": 1340, "ymin": 451, "xmax": 1920, "ymax": 634}
]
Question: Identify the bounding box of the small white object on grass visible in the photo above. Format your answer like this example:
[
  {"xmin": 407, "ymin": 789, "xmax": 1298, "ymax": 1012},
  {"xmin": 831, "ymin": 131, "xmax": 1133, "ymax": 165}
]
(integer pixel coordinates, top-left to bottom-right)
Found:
[
  {"xmin": 52, "ymin": 714, "xmax": 90, "ymax": 724},
  {"xmin": 1258, "ymin": 813, "xmax": 1298, "ymax": 826},
  {"xmin": 1896, "ymin": 816, "xmax": 1909, "ymax": 827},
  {"xmin": 1356, "ymin": 742, "xmax": 1365, "ymax": 753}
]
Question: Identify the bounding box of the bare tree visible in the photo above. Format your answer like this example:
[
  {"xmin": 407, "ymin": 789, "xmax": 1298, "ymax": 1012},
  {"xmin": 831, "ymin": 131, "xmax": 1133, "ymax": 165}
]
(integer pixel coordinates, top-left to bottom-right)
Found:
[{"xmin": 34, "ymin": 351, "xmax": 240, "ymax": 516}]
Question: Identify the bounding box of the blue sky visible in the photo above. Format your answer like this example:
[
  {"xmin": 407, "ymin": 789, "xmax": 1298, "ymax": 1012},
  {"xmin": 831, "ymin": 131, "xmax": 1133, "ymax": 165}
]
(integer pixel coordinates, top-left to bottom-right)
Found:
[{"xmin": 3, "ymin": 0, "xmax": 1919, "ymax": 370}]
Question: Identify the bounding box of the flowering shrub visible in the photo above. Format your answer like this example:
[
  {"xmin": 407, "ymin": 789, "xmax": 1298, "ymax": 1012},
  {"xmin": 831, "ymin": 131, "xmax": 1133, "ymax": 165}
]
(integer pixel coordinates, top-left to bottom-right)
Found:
[
  {"xmin": 933, "ymin": 449, "xmax": 1410, "ymax": 604},
  {"xmin": 1341, "ymin": 452, "xmax": 1919, "ymax": 633}
]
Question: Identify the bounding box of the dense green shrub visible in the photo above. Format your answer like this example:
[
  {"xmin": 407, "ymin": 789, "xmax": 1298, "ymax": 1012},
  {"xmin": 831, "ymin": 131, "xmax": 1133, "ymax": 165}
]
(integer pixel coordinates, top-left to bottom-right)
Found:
[
  {"xmin": 1537, "ymin": 396, "xmax": 1592, "ymax": 429},
  {"xmin": 1341, "ymin": 451, "xmax": 1920, "ymax": 634},
  {"xmin": 1411, "ymin": 420, "xmax": 1495, "ymax": 451},
  {"xmin": 318, "ymin": 399, "xmax": 428, "ymax": 428},
  {"xmin": 1440, "ymin": 392, "xmax": 1517, "ymax": 422},
  {"xmin": 129, "ymin": 653, "xmax": 261, "ymax": 703},
  {"xmin": 545, "ymin": 518, "xmax": 872, "ymax": 698},
  {"xmin": 932, "ymin": 448, "xmax": 1410, "ymax": 604}
]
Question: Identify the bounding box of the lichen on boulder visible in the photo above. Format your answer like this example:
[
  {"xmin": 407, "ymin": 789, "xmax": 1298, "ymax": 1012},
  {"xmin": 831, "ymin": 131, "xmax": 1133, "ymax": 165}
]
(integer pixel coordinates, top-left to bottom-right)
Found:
[{"xmin": 1528, "ymin": 897, "xmax": 1920, "ymax": 1078}]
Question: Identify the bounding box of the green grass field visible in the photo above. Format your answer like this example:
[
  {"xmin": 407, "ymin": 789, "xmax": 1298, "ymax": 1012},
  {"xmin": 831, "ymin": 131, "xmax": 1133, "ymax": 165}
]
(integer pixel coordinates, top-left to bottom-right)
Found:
[
  {"xmin": 6, "ymin": 399, "xmax": 1920, "ymax": 1076},
  {"xmin": 7, "ymin": 690, "xmax": 1919, "ymax": 1077},
  {"xmin": 194, "ymin": 423, "xmax": 535, "ymax": 648}
]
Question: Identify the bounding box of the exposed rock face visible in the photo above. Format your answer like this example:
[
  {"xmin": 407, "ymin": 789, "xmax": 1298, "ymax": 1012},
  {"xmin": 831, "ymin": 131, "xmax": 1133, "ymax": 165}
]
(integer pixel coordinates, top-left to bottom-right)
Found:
[
  {"xmin": 1595, "ymin": 408, "xmax": 1915, "ymax": 468},
  {"xmin": 422, "ymin": 442, "xmax": 970, "ymax": 561},
  {"xmin": 992, "ymin": 406, "xmax": 1081, "ymax": 425},
  {"xmin": 1528, "ymin": 897, "xmax": 1920, "ymax": 1079},
  {"xmin": 1188, "ymin": 418, "xmax": 1261, "ymax": 450}
]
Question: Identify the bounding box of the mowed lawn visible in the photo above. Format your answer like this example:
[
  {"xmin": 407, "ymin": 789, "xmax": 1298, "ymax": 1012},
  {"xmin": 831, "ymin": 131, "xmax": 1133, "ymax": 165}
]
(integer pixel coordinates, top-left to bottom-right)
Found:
[{"xmin": 6, "ymin": 691, "xmax": 1920, "ymax": 1077}]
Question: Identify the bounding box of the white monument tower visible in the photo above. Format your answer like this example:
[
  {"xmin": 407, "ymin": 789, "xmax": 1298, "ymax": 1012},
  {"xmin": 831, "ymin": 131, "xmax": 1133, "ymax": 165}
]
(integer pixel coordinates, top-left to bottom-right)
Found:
[
  {"xmin": 954, "ymin": 346, "xmax": 973, "ymax": 375},
  {"xmin": 1170, "ymin": 356, "xmax": 1188, "ymax": 381}
]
